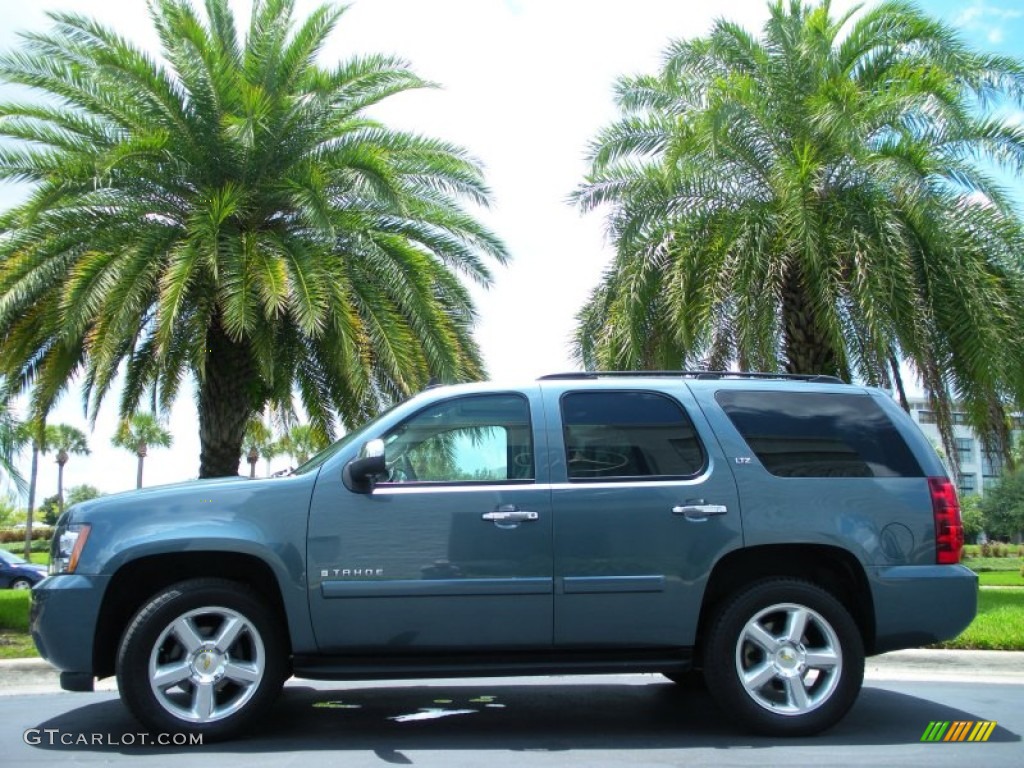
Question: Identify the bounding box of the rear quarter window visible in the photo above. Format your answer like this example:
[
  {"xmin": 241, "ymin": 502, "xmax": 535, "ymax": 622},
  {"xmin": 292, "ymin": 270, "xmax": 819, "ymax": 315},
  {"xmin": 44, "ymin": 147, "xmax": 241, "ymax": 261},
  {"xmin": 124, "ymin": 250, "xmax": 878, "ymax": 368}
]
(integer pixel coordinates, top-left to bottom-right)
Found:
[{"xmin": 715, "ymin": 390, "xmax": 923, "ymax": 478}]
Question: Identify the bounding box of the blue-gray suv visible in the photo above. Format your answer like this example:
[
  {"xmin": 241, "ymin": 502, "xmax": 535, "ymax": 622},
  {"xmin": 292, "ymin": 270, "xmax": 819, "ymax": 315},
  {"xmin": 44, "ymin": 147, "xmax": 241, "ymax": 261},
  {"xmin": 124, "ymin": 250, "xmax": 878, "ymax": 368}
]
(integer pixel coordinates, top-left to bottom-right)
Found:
[{"xmin": 31, "ymin": 372, "xmax": 977, "ymax": 740}]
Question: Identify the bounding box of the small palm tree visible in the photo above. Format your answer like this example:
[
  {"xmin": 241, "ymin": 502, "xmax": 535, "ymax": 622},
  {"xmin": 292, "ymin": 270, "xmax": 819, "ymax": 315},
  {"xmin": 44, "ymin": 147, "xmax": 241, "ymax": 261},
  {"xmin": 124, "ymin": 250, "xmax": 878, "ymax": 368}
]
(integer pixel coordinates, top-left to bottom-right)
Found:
[
  {"xmin": 16, "ymin": 421, "xmax": 59, "ymax": 559},
  {"xmin": 278, "ymin": 424, "xmax": 328, "ymax": 466},
  {"xmin": 52, "ymin": 424, "xmax": 89, "ymax": 515},
  {"xmin": 242, "ymin": 419, "xmax": 275, "ymax": 479},
  {"xmin": 112, "ymin": 413, "xmax": 173, "ymax": 489}
]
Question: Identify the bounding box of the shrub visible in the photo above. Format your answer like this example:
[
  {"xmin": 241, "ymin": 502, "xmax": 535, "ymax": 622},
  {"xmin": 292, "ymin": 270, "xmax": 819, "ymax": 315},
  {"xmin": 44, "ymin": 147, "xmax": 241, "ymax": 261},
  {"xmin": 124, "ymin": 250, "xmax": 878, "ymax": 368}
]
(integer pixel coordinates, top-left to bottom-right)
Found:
[
  {"xmin": 980, "ymin": 542, "xmax": 993, "ymax": 557},
  {"xmin": 997, "ymin": 543, "xmax": 1009, "ymax": 558},
  {"xmin": 0, "ymin": 528, "xmax": 51, "ymax": 544}
]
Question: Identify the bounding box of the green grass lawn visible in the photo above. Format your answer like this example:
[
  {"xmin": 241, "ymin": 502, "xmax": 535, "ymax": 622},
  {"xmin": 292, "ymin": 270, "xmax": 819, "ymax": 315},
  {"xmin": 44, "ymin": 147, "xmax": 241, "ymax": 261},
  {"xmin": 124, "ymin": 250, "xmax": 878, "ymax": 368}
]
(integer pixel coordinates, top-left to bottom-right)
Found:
[
  {"xmin": 978, "ymin": 570, "xmax": 1024, "ymax": 587},
  {"xmin": 0, "ymin": 590, "xmax": 37, "ymax": 660},
  {"xmin": 961, "ymin": 555, "xmax": 1023, "ymax": 572},
  {"xmin": 0, "ymin": 590, "xmax": 30, "ymax": 632},
  {"xmin": 935, "ymin": 587, "xmax": 1024, "ymax": 651}
]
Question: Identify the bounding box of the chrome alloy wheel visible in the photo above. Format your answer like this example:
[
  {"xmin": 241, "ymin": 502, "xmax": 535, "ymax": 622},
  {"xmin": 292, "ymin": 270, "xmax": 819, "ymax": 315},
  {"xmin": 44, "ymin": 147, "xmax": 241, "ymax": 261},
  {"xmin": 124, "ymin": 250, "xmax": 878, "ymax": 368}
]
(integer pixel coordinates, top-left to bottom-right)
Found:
[
  {"xmin": 147, "ymin": 606, "xmax": 266, "ymax": 724},
  {"xmin": 734, "ymin": 602, "xmax": 842, "ymax": 716}
]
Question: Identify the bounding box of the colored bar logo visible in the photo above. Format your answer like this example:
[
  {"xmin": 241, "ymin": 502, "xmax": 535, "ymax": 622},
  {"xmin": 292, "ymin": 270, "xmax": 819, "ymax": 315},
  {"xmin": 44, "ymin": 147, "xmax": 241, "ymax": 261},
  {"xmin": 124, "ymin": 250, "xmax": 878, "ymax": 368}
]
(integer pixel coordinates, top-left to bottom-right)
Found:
[{"xmin": 920, "ymin": 721, "xmax": 997, "ymax": 742}]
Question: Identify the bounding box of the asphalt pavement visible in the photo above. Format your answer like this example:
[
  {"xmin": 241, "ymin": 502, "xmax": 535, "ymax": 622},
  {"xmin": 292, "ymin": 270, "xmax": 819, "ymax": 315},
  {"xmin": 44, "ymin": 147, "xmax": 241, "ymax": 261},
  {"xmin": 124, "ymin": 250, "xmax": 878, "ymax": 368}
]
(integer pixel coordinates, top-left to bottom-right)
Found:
[
  {"xmin": 1, "ymin": 649, "xmax": 1021, "ymax": 768},
  {"xmin": 0, "ymin": 671, "xmax": 1020, "ymax": 768}
]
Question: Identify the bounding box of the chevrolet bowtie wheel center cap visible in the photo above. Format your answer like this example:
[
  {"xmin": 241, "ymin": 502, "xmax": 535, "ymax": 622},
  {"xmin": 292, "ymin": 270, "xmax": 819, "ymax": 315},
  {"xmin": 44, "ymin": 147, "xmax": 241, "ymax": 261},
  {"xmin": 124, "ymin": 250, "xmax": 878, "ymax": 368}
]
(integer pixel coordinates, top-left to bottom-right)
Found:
[
  {"xmin": 773, "ymin": 644, "xmax": 805, "ymax": 675},
  {"xmin": 190, "ymin": 647, "xmax": 227, "ymax": 683}
]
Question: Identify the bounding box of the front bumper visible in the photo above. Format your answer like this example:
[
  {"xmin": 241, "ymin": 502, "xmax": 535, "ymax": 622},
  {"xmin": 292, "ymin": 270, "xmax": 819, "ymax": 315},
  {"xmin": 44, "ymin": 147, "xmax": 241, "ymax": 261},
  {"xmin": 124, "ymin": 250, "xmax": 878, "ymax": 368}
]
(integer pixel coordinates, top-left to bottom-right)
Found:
[
  {"xmin": 868, "ymin": 564, "xmax": 977, "ymax": 654},
  {"xmin": 30, "ymin": 573, "xmax": 110, "ymax": 684}
]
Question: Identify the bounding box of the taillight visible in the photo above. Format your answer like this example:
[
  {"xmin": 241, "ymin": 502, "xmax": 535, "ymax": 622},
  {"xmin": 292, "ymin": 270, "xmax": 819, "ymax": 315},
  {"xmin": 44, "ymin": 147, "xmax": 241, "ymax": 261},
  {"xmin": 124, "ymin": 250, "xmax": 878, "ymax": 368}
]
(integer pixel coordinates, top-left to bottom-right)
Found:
[{"xmin": 929, "ymin": 477, "xmax": 964, "ymax": 564}]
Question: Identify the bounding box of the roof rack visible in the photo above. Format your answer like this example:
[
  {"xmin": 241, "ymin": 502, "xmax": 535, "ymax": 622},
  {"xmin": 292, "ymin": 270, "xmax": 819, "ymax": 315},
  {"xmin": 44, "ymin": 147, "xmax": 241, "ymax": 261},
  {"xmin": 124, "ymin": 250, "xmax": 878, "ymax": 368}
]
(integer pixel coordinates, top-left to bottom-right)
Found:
[{"xmin": 537, "ymin": 370, "xmax": 846, "ymax": 384}]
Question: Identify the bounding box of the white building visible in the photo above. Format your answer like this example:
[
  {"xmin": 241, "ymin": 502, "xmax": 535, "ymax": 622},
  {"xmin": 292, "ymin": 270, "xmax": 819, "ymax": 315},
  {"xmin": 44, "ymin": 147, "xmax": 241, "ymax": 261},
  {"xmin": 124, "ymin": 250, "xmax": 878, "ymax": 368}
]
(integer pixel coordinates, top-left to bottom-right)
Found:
[{"xmin": 905, "ymin": 397, "xmax": 1023, "ymax": 497}]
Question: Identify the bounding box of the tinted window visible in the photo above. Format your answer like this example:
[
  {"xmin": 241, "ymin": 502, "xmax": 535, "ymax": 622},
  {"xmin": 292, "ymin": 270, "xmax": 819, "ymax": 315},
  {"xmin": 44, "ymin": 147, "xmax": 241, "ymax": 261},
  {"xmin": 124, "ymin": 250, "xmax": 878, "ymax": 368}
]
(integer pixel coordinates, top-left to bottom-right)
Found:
[
  {"xmin": 715, "ymin": 391, "xmax": 923, "ymax": 478},
  {"xmin": 561, "ymin": 391, "xmax": 705, "ymax": 480},
  {"xmin": 380, "ymin": 394, "xmax": 533, "ymax": 483}
]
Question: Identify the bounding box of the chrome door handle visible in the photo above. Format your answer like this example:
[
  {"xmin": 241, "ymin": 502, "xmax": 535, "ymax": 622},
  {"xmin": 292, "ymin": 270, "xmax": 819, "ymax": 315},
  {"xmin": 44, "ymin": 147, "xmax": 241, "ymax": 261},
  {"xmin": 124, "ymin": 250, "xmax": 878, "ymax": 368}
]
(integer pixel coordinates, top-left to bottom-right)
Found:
[
  {"xmin": 672, "ymin": 504, "xmax": 728, "ymax": 520},
  {"xmin": 482, "ymin": 510, "xmax": 539, "ymax": 523}
]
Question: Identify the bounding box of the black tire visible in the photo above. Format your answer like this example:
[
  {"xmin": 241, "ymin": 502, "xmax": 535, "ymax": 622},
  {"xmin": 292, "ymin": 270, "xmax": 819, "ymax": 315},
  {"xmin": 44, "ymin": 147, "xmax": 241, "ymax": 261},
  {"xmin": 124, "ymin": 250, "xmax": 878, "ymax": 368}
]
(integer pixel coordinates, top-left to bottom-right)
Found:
[
  {"xmin": 702, "ymin": 578, "xmax": 864, "ymax": 736},
  {"xmin": 10, "ymin": 577, "xmax": 33, "ymax": 590},
  {"xmin": 116, "ymin": 578, "xmax": 288, "ymax": 741}
]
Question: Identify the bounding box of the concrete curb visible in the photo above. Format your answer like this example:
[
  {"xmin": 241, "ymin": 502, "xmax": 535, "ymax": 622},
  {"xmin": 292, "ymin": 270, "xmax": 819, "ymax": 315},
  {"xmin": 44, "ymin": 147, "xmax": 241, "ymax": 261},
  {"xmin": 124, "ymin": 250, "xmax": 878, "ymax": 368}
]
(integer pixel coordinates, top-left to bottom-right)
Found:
[{"xmin": 3, "ymin": 649, "xmax": 1023, "ymax": 696}]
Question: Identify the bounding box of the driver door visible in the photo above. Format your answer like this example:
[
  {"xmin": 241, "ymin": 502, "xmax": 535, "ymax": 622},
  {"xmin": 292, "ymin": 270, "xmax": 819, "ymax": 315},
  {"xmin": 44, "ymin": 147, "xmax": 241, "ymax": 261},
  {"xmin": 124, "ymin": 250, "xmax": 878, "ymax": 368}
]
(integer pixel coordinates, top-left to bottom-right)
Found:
[{"xmin": 307, "ymin": 390, "xmax": 553, "ymax": 653}]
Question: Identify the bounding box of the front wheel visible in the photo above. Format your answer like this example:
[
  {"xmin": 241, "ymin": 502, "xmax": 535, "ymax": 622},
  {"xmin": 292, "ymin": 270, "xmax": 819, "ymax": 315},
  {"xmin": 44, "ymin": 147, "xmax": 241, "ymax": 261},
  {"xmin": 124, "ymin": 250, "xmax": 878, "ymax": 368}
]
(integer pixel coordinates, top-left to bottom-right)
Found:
[
  {"xmin": 10, "ymin": 577, "xmax": 33, "ymax": 590},
  {"xmin": 703, "ymin": 579, "xmax": 864, "ymax": 736},
  {"xmin": 116, "ymin": 578, "xmax": 287, "ymax": 740}
]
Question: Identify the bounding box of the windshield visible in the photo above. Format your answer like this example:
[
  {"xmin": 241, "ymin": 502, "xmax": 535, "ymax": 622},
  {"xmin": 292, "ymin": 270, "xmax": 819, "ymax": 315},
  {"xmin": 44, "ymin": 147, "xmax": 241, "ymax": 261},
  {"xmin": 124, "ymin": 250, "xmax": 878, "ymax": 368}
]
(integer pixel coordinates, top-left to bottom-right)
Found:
[
  {"xmin": 290, "ymin": 399, "xmax": 408, "ymax": 476},
  {"xmin": 0, "ymin": 549, "xmax": 28, "ymax": 565}
]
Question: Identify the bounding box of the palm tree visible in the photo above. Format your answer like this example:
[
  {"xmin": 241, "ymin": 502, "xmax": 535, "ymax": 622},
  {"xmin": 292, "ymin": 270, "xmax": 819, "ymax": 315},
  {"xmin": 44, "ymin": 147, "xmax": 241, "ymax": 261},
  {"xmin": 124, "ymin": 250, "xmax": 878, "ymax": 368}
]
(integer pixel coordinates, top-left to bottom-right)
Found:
[
  {"xmin": 574, "ymin": 0, "xmax": 1024, "ymax": 469},
  {"xmin": 0, "ymin": 386, "xmax": 25, "ymax": 493},
  {"xmin": 112, "ymin": 413, "xmax": 173, "ymax": 489},
  {"xmin": 0, "ymin": 0, "xmax": 507, "ymax": 479},
  {"xmin": 278, "ymin": 424, "xmax": 328, "ymax": 466},
  {"xmin": 242, "ymin": 418, "xmax": 275, "ymax": 479},
  {"xmin": 52, "ymin": 424, "xmax": 89, "ymax": 515},
  {"xmin": 16, "ymin": 421, "xmax": 59, "ymax": 559}
]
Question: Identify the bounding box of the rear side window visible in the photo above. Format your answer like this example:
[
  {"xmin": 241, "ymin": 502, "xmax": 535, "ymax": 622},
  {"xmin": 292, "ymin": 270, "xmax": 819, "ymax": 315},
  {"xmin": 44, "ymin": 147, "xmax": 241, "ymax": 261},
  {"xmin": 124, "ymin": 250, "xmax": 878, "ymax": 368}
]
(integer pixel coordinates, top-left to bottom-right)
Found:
[
  {"xmin": 561, "ymin": 391, "xmax": 705, "ymax": 481},
  {"xmin": 715, "ymin": 391, "xmax": 923, "ymax": 478}
]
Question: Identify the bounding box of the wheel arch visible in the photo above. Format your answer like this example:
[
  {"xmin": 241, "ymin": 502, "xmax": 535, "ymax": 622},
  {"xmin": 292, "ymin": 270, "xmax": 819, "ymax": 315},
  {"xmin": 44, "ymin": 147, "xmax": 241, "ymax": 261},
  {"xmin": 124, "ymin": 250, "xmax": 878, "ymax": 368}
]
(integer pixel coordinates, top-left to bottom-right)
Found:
[
  {"xmin": 93, "ymin": 551, "xmax": 292, "ymax": 679},
  {"xmin": 697, "ymin": 544, "xmax": 876, "ymax": 660}
]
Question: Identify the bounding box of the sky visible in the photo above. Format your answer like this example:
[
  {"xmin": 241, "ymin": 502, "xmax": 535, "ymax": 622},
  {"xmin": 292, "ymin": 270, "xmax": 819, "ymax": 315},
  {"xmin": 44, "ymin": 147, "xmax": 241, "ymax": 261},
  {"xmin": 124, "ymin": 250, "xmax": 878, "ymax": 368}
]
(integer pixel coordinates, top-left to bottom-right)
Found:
[{"xmin": 1, "ymin": 0, "xmax": 1023, "ymax": 500}]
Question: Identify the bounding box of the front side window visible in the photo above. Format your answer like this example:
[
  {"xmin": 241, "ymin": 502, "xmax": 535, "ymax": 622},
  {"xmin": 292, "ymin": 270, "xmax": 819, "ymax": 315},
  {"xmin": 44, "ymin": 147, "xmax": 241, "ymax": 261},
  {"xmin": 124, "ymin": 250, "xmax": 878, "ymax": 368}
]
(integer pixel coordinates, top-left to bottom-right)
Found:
[
  {"xmin": 560, "ymin": 391, "xmax": 705, "ymax": 481},
  {"xmin": 716, "ymin": 391, "xmax": 924, "ymax": 478},
  {"xmin": 380, "ymin": 394, "xmax": 533, "ymax": 484}
]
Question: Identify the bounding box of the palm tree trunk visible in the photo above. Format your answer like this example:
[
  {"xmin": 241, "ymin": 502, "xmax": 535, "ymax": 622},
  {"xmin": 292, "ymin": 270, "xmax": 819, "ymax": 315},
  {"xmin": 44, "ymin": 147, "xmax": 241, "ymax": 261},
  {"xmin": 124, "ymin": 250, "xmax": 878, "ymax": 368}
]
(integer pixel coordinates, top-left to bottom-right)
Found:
[
  {"xmin": 136, "ymin": 454, "xmax": 144, "ymax": 489},
  {"xmin": 890, "ymin": 353, "xmax": 910, "ymax": 412},
  {"xmin": 198, "ymin": 323, "xmax": 254, "ymax": 478},
  {"xmin": 22, "ymin": 446, "xmax": 38, "ymax": 560},
  {"xmin": 781, "ymin": 261, "xmax": 841, "ymax": 378},
  {"xmin": 57, "ymin": 461, "xmax": 65, "ymax": 516}
]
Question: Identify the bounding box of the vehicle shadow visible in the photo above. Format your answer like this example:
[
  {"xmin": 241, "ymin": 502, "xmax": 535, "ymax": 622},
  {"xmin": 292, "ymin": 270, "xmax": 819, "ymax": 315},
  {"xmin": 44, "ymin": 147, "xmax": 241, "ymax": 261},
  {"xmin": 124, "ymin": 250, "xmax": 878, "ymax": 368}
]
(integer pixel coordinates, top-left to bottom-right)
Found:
[{"xmin": 24, "ymin": 680, "xmax": 1021, "ymax": 755}]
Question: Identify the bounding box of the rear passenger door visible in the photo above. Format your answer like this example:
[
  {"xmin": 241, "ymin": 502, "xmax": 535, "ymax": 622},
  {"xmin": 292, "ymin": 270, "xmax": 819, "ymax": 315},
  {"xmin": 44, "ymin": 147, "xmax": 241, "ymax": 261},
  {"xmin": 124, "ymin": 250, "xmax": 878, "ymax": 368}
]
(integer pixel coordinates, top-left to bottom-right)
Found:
[{"xmin": 543, "ymin": 384, "xmax": 742, "ymax": 648}]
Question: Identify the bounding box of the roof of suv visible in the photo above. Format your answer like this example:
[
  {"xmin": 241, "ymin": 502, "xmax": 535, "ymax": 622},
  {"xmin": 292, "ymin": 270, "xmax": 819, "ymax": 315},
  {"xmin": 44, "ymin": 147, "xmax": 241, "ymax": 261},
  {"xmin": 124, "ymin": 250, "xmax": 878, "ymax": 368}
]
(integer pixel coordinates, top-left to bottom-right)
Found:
[{"xmin": 538, "ymin": 371, "xmax": 846, "ymax": 384}]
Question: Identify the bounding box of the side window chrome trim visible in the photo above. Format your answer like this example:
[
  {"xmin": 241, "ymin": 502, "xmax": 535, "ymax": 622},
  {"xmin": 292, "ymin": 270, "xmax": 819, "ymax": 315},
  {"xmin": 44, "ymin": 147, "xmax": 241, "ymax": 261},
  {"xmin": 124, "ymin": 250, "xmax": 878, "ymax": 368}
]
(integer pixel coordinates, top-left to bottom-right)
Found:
[
  {"xmin": 374, "ymin": 482, "xmax": 547, "ymax": 495},
  {"xmin": 373, "ymin": 474, "xmax": 712, "ymax": 495}
]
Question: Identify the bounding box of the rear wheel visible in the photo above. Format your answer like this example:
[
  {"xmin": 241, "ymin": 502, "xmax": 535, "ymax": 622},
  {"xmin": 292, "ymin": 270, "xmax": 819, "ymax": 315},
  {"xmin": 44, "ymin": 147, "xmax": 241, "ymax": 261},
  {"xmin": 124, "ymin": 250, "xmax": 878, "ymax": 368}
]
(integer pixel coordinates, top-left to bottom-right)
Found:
[
  {"xmin": 10, "ymin": 578, "xmax": 33, "ymax": 590},
  {"xmin": 116, "ymin": 578, "xmax": 287, "ymax": 741},
  {"xmin": 703, "ymin": 579, "xmax": 864, "ymax": 736}
]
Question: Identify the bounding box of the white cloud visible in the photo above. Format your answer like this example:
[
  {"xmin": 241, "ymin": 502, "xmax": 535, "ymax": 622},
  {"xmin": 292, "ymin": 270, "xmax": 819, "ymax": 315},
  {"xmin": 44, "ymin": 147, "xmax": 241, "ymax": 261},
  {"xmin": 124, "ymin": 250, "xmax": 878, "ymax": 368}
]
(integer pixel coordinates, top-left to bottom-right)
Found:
[{"xmin": 954, "ymin": 0, "xmax": 1023, "ymax": 43}]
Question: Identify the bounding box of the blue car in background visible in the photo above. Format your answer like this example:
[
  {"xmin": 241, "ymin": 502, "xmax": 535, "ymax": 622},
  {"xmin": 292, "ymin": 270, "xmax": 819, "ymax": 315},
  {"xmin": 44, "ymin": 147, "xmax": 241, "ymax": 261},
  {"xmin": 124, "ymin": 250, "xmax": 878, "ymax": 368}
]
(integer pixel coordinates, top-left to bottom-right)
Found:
[{"xmin": 0, "ymin": 548, "xmax": 47, "ymax": 589}]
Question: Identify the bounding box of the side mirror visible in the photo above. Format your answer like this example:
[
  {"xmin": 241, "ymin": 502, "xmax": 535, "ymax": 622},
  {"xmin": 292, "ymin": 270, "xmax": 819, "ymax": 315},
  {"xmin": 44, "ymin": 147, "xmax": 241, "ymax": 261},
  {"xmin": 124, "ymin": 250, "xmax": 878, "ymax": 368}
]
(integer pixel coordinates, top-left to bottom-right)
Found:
[{"xmin": 343, "ymin": 439, "xmax": 386, "ymax": 494}]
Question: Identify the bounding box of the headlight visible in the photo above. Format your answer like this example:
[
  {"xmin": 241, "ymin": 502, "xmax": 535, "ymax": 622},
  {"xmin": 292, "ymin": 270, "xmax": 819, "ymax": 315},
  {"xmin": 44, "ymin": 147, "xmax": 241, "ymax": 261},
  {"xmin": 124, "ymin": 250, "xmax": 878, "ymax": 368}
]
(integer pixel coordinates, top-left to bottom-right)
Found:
[{"xmin": 50, "ymin": 523, "xmax": 91, "ymax": 575}]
